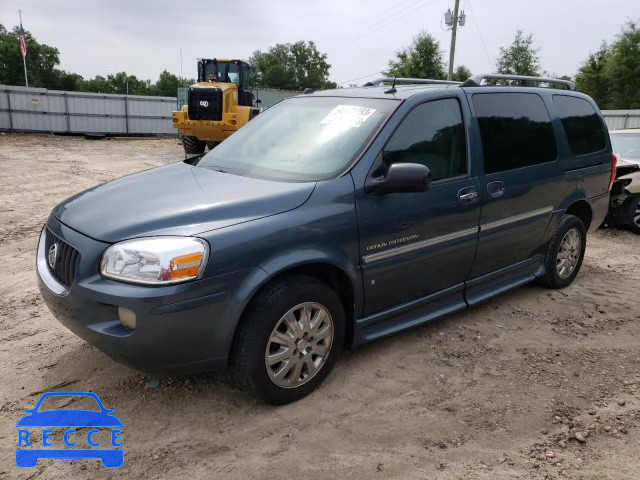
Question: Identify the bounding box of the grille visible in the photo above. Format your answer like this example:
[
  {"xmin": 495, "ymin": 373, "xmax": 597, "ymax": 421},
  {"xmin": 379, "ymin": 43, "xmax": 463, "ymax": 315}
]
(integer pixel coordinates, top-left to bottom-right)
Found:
[
  {"xmin": 188, "ymin": 87, "xmax": 223, "ymax": 121},
  {"xmin": 44, "ymin": 228, "xmax": 80, "ymax": 288}
]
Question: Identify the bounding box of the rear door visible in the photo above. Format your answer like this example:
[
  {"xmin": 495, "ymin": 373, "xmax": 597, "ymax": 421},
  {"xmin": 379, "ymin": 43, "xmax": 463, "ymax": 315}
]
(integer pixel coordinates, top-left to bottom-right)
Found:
[
  {"xmin": 355, "ymin": 94, "xmax": 481, "ymax": 318},
  {"xmin": 466, "ymin": 91, "xmax": 569, "ymax": 304}
]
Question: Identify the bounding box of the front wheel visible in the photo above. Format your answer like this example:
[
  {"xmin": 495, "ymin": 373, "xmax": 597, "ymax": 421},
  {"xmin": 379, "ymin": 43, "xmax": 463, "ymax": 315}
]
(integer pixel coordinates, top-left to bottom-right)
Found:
[
  {"xmin": 538, "ymin": 214, "xmax": 587, "ymax": 289},
  {"xmin": 182, "ymin": 135, "xmax": 206, "ymax": 154},
  {"xmin": 232, "ymin": 275, "xmax": 345, "ymax": 404}
]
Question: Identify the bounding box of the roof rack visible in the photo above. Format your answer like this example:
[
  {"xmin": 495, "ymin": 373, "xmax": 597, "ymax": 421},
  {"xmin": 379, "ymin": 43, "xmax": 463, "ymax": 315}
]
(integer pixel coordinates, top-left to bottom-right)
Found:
[
  {"xmin": 461, "ymin": 74, "xmax": 575, "ymax": 91},
  {"xmin": 362, "ymin": 77, "xmax": 461, "ymax": 87}
]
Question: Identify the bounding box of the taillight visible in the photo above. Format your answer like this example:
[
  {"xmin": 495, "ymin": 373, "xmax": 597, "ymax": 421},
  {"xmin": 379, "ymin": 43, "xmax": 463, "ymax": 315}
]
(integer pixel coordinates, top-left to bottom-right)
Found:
[{"xmin": 609, "ymin": 154, "xmax": 618, "ymax": 192}]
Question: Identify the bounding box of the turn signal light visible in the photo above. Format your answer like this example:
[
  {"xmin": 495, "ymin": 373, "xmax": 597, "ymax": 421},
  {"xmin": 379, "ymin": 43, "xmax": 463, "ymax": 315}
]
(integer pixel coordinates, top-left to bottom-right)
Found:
[
  {"xmin": 169, "ymin": 252, "xmax": 204, "ymax": 280},
  {"xmin": 231, "ymin": 120, "xmax": 237, "ymax": 125},
  {"xmin": 609, "ymin": 154, "xmax": 618, "ymax": 192}
]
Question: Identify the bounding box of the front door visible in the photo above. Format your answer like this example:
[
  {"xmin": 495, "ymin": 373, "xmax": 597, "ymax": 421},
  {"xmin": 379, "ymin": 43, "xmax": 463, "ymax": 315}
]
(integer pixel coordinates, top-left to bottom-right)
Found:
[{"xmin": 355, "ymin": 96, "xmax": 481, "ymax": 317}]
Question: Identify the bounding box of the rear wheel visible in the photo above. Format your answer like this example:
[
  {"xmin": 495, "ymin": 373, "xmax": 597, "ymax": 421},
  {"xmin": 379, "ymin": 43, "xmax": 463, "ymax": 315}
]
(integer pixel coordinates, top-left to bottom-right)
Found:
[
  {"xmin": 622, "ymin": 196, "xmax": 640, "ymax": 234},
  {"xmin": 538, "ymin": 214, "xmax": 587, "ymax": 289},
  {"xmin": 232, "ymin": 274, "xmax": 345, "ymax": 404},
  {"xmin": 182, "ymin": 135, "xmax": 206, "ymax": 154},
  {"xmin": 206, "ymin": 141, "xmax": 219, "ymax": 151}
]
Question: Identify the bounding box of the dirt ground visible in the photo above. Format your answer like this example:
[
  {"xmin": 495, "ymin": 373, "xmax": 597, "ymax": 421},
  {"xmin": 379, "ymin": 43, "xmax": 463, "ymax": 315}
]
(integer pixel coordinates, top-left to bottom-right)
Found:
[{"xmin": 0, "ymin": 132, "xmax": 639, "ymax": 479}]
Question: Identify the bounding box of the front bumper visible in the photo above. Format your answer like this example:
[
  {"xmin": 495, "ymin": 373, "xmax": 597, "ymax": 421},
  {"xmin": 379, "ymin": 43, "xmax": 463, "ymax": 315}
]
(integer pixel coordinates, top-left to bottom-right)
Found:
[
  {"xmin": 37, "ymin": 216, "xmax": 257, "ymax": 373},
  {"xmin": 172, "ymin": 110, "xmax": 238, "ymax": 142}
]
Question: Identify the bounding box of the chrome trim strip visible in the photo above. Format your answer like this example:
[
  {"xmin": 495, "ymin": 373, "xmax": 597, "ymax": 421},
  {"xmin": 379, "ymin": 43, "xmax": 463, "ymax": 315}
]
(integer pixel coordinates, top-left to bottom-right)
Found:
[
  {"xmin": 480, "ymin": 206, "xmax": 553, "ymax": 232},
  {"xmin": 363, "ymin": 227, "xmax": 479, "ymax": 265},
  {"xmin": 36, "ymin": 228, "xmax": 68, "ymax": 296}
]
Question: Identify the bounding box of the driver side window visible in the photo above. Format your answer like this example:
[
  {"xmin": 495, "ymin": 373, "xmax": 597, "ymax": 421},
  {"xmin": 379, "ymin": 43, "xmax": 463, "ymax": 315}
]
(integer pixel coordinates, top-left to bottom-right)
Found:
[{"xmin": 382, "ymin": 98, "xmax": 467, "ymax": 181}]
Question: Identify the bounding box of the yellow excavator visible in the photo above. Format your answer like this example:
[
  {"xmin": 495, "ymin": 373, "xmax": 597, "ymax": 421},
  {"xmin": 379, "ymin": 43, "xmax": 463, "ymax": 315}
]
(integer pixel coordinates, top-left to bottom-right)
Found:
[{"xmin": 172, "ymin": 59, "xmax": 260, "ymax": 154}]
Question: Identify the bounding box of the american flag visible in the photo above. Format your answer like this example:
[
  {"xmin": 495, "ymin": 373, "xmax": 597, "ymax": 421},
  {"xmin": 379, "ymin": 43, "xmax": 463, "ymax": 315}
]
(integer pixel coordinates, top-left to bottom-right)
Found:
[{"xmin": 19, "ymin": 22, "xmax": 27, "ymax": 58}]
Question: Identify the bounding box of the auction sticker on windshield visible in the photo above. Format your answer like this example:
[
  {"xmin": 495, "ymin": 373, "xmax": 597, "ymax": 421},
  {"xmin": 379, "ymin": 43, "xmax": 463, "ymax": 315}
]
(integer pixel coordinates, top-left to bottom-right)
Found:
[{"xmin": 321, "ymin": 105, "xmax": 376, "ymax": 128}]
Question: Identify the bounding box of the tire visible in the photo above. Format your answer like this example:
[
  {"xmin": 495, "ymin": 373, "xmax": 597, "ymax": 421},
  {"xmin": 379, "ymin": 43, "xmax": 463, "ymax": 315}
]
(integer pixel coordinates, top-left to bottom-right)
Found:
[
  {"xmin": 232, "ymin": 274, "xmax": 345, "ymax": 405},
  {"xmin": 622, "ymin": 196, "xmax": 640, "ymax": 234},
  {"xmin": 206, "ymin": 141, "xmax": 219, "ymax": 151},
  {"xmin": 538, "ymin": 214, "xmax": 587, "ymax": 289},
  {"xmin": 182, "ymin": 135, "xmax": 206, "ymax": 154}
]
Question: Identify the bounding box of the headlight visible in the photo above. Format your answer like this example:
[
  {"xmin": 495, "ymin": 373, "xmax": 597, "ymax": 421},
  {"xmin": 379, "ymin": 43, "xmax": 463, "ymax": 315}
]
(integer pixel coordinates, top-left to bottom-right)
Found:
[{"xmin": 100, "ymin": 237, "xmax": 209, "ymax": 285}]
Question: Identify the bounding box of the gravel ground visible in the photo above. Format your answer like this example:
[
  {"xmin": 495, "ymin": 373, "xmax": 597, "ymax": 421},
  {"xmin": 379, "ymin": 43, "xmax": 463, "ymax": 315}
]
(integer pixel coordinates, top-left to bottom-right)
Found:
[{"xmin": 0, "ymin": 132, "xmax": 639, "ymax": 479}]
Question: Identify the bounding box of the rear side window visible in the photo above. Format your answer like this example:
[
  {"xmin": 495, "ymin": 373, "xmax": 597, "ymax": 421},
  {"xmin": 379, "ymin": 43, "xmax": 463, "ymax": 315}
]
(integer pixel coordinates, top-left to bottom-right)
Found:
[
  {"xmin": 553, "ymin": 95, "xmax": 606, "ymax": 156},
  {"xmin": 473, "ymin": 93, "xmax": 558, "ymax": 174},
  {"xmin": 382, "ymin": 98, "xmax": 467, "ymax": 181}
]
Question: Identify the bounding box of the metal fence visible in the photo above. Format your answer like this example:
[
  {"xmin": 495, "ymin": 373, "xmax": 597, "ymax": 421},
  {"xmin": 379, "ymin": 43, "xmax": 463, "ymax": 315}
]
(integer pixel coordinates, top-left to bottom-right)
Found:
[
  {"xmin": 3, "ymin": 84, "xmax": 636, "ymax": 137},
  {"xmin": 0, "ymin": 85, "xmax": 176, "ymax": 135},
  {"xmin": 601, "ymin": 110, "xmax": 640, "ymax": 131}
]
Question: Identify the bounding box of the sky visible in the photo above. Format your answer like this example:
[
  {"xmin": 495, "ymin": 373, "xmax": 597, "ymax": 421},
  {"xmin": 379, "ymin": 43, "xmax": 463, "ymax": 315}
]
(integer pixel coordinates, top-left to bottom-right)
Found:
[{"xmin": 1, "ymin": 0, "xmax": 639, "ymax": 87}]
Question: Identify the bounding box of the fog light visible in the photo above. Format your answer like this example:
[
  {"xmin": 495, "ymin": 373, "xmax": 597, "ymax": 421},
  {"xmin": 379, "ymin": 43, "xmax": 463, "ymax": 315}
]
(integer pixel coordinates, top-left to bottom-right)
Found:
[{"xmin": 118, "ymin": 307, "xmax": 136, "ymax": 330}]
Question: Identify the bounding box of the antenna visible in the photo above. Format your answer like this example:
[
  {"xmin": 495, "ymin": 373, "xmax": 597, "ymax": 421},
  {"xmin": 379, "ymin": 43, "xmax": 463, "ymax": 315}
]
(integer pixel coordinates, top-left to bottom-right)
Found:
[{"xmin": 384, "ymin": 76, "xmax": 397, "ymax": 94}]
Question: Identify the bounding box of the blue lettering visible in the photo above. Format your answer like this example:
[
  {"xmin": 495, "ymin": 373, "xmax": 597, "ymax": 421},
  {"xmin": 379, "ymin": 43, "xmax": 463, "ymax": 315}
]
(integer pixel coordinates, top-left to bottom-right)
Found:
[
  {"xmin": 63, "ymin": 429, "xmax": 76, "ymax": 447},
  {"xmin": 18, "ymin": 429, "xmax": 31, "ymax": 447},
  {"xmin": 111, "ymin": 429, "xmax": 122, "ymax": 448},
  {"xmin": 42, "ymin": 429, "xmax": 53, "ymax": 447},
  {"xmin": 87, "ymin": 429, "xmax": 100, "ymax": 447}
]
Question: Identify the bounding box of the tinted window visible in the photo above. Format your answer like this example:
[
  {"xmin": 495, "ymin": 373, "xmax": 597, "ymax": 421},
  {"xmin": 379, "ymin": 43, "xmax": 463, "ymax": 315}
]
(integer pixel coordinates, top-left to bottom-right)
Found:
[
  {"xmin": 553, "ymin": 95, "xmax": 606, "ymax": 156},
  {"xmin": 473, "ymin": 93, "xmax": 558, "ymax": 174},
  {"xmin": 382, "ymin": 98, "xmax": 466, "ymax": 181}
]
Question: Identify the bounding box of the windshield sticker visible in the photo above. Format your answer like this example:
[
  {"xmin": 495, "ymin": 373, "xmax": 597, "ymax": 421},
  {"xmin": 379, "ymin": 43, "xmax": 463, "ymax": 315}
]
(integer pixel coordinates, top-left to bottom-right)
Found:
[{"xmin": 321, "ymin": 105, "xmax": 376, "ymax": 128}]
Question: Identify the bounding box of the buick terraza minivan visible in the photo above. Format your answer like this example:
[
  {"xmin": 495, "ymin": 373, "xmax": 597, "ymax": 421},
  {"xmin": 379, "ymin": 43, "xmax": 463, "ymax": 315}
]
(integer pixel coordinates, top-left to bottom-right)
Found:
[{"xmin": 38, "ymin": 74, "xmax": 613, "ymax": 404}]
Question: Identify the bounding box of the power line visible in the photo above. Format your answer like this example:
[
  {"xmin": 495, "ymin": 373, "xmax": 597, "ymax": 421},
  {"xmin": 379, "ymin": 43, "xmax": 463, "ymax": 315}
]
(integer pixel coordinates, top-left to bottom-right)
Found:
[
  {"xmin": 330, "ymin": 0, "xmax": 442, "ymax": 50},
  {"xmin": 466, "ymin": 0, "xmax": 494, "ymax": 71},
  {"xmin": 321, "ymin": 0, "xmax": 418, "ymax": 48},
  {"xmin": 337, "ymin": 71, "xmax": 383, "ymax": 86}
]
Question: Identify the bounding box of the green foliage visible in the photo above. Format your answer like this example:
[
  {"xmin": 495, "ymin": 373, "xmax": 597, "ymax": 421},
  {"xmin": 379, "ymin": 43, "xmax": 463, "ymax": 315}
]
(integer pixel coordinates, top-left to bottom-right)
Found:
[
  {"xmin": 605, "ymin": 22, "xmax": 640, "ymax": 109},
  {"xmin": 452, "ymin": 65, "xmax": 472, "ymax": 82},
  {"xmin": 385, "ymin": 32, "xmax": 446, "ymax": 79},
  {"xmin": 0, "ymin": 23, "xmax": 194, "ymax": 96},
  {"xmin": 0, "ymin": 24, "xmax": 61, "ymax": 88},
  {"xmin": 576, "ymin": 23, "xmax": 640, "ymax": 109},
  {"xmin": 249, "ymin": 41, "xmax": 336, "ymax": 91},
  {"xmin": 575, "ymin": 43, "xmax": 610, "ymax": 106},
  {"xmin": 496, "ymin": 30, "xmax": 541, "ymax": 76}
]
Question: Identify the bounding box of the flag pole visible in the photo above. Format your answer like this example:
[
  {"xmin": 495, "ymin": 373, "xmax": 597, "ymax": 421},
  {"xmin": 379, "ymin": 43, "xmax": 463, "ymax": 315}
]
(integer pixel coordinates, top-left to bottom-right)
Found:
[{"xmin": 19, "ymin": 9, "xmax": 28, "ymax": 87}]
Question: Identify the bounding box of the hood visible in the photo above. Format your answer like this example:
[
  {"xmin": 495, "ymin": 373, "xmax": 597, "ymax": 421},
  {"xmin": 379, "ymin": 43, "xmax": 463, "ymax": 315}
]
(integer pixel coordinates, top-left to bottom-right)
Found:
[{"xmin": 53, "ymin": 162, "xmax": 315, "ymax": 242}]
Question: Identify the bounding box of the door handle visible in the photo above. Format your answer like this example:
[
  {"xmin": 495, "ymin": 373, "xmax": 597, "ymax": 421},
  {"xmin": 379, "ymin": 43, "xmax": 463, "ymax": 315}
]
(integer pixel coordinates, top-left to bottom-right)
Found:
[
  {"xmin": 487, "ymin": 181, "xmax": 505, "ymax": 198},
  {"xmin": 457, "ymin": 187, "xmax": 478, "ymax": 204}
]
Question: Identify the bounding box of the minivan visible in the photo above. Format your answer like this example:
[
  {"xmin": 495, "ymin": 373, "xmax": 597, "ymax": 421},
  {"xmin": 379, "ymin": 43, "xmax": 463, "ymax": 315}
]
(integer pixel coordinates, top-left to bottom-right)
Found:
[{"xmin": 37, "ymin": 74, "xmax": 613, "ymax": 404}]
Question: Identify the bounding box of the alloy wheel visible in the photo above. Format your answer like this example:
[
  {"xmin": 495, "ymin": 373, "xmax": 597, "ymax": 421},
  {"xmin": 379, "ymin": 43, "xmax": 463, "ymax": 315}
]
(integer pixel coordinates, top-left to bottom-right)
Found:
[
  {"xmin": 556, "ymin": 227, "xmax": 581, "ymax": 279},
  {"xmin": 265, "ymin": 302, "xmax": 334, "ymax": 388}
]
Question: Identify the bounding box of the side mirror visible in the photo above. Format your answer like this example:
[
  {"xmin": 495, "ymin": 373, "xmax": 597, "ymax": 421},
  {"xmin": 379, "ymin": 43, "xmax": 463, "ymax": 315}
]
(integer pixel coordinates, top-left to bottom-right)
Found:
[{"xmin": 365, "ymin": 163, "xmax": 432, "ymax": 196}]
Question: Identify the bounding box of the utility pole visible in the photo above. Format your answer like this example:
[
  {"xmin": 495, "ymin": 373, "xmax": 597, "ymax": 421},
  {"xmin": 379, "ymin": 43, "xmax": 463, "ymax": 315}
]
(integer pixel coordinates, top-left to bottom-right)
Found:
[
  {"xmin": 445, "ymin": 0, "xmax": 465, "ymax": 81},
  {"xmin": 180, "ymin": 49, "xmax": 184, "ymax": 79}
]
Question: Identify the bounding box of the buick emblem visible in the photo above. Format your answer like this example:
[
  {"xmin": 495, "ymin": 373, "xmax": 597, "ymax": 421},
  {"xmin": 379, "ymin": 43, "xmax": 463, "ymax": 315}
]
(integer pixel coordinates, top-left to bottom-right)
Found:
[{"xmin": 48, "ymin": 244, "xmax": 58, "ymax": 270}]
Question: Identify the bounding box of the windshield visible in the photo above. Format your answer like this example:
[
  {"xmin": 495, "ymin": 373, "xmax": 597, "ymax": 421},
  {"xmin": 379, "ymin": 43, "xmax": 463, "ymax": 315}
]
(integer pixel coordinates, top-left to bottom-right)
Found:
[
  {"xmin": 204, "ymin": 62, "xmax": 240, "ymax": 85},
  {"xmin": 611, "ymin": 132, "xmax": 640, "ymax": 160},
  {"xmin": 198, "ymin": 96, "xmax": 398, "ymax": 182}
]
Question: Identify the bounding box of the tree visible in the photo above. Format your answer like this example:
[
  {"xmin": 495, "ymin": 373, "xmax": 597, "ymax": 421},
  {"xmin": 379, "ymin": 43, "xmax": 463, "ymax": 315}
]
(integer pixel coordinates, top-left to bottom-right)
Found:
[
  {"xmin": 605, "ymin": 22, "xmax": 640, "ymax": 109},
  {"xmin": 496, "ymin": 30, "xmax": 541, "ymax": 76},
  {"xmin": 249, "ymin": 41, "xmax": 336, "ymax": 91},
  {"xmin": 451, "ymin": 65, "xmax": 472, "ymax": 82},
  {"xmin": 385, "ymin": 32, "xmax": 446, "ymax": 79},
  {"xmin": 575, "ymin": 43, "xmax": 610, "ymax": 107},
  {"xmin": 151, "ymin": 70, "xmax": 194, "ymax": 96},
  {"xmin": 0, "ymin": 24, "xmax": 61, "ymax": 88}
]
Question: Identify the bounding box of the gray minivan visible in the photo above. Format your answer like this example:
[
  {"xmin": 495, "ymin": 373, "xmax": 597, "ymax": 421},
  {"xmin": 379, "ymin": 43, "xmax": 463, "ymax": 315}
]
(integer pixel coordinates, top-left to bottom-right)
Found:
[{"xmin": 37, "ymin": 74, "xmax": 613, "ymax": 404}]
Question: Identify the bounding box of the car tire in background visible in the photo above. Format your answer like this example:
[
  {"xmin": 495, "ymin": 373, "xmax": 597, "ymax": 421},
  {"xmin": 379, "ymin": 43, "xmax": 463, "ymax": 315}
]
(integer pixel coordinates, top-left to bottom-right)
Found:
[
  {"xmin": 622, "ymin": 196, "xmax": 640, "ymax": 234},
  {"xmin": 538, "ymin": 214, "xmax": 587, "ymax": 289},
  {"xmin": 232, "ymin": 274, "xmax": 345, "ymax": 405},
  {"xmin": 182, "ymin": 135, "xmax": 206, "ymax": 154}
]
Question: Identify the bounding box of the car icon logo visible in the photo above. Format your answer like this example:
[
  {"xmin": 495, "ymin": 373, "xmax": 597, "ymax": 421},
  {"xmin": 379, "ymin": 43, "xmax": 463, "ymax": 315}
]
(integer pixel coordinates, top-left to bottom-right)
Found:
[
  {"xmin": 16, "ymin": 391, "xmax": 123, "ymax": 468},
  {"xmin": 48, "ymin": 243, "xmax": 58, "ymax": 270}
]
